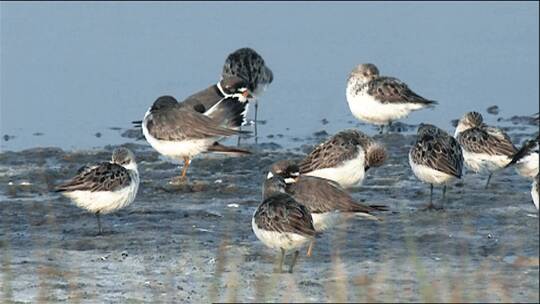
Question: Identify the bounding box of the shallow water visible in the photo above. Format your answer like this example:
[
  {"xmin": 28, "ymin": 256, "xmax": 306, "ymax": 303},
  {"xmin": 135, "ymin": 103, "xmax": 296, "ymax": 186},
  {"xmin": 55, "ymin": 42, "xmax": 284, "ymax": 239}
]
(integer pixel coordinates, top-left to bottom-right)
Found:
[
  {"xmin": 1, "ymin": 3, "xmax": 539, "ymax": 303},
  {"xmin": 0, "ymin": 127, "xmax": 538, "ymax": 302},
  {"xmin": 1, "ymin": 2, "xmax": 539, "ymax": 151}
]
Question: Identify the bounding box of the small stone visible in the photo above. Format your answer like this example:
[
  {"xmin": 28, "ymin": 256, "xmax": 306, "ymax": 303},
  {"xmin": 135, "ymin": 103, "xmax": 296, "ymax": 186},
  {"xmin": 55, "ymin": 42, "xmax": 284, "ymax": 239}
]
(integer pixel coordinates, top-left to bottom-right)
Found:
[
  {"xmin": 95, "ymin": 132, "xmax": 102, "ymax": 138},
  {"xmin": 313, "ymin": 130, "xmax": 328, "ymax": 137},
  {"xmin": 486, "ymin": 105, "xmax": 499, "ymax": 115}
]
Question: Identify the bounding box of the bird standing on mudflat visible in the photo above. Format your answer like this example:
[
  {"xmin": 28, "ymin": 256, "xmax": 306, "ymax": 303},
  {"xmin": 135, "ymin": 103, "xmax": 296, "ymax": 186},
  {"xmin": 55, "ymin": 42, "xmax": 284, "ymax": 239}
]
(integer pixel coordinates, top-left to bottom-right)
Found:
[
  {"xmin": 409, "ymin": 124, "xmax": 463, "ymax": 210},
  {"xmin": 141, "ymin": 95, "xmax": 250, "ymax": 184},
  {"xmin": 55, "ymin": 147, "xmax": 139, "ymax": 235},
  {"xmin": 252, "ymin": 176, "xmax": 317, "ymax": 273},
  {"xmin": 454, "ymin": 111, "xmax": 516, "ymax": 189},
  {"xmin": 346, "ymin": 63, "xmax": 437, "ymax": 134}
]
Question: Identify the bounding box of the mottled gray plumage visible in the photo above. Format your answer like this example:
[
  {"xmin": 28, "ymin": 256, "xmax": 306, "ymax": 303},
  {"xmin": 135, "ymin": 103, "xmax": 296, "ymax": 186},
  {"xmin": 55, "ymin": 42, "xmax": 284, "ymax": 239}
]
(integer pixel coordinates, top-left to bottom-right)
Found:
[
  {"xmin": 144, "ymin": 96, "xmax": 241, "ymax": 141},
  {"xmin": 410, "ymin": 124, "xmax": 463, "ymax": 178},
  {"xmin": 363, "ymin": 76, "xmax": 437, "ymax": 105},
  {"xmin": 253, "ymin": 193, "xmax": 317, "ymax": 238},
  {"xmin": 222, "ymin": 47, "xmax": 273, "ymax": 93},
  {"xmin": 457, "ymin": 125, "xmax": 516, "ymax": 157},
  {"xmin": 286, "ymin": 176, "xmax": 386, "ymax": 214},
  {"xmin": 348, "ymin": 64, "xmax": 436, "ymax": 106},
  {"xmin": 299, "ymin": 129, "xmax": 373, "ymax": 173},
  {"xmin": 55, "ymin": 162, "xmax": 131, "ymax": 193}
]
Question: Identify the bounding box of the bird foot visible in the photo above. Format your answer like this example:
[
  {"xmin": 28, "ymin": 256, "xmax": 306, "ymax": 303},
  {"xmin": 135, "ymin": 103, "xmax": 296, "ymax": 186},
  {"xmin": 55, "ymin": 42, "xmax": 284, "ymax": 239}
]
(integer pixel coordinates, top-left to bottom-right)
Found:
[{"xmin": 169, "ymin": 176, "xmax": 188, "ymax": 185}]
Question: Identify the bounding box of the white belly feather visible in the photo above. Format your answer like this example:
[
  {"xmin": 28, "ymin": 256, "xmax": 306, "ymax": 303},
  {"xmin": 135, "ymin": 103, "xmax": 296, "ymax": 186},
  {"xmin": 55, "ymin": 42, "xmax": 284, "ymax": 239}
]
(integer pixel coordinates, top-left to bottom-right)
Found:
[
  {"xmin": 311, "ymin": 212, "xmax": 342, "ymax": 232},
  {"xmin": 64, "ymin": 174, "xmax": 139, "ymax": 214},
  {"xmin": 304, "ymin": 149, "xmax": 366, "ymax": 189},
  {"xmin": 346, "ymin": 86, "xmax": 425, "ymax": 125},
  {"xmin": 252, "ymin": 218, "xmax": 311, "ymax": 251},
  {"xmin": 516, "ymin": 152, "xmax": 539, "ymax": 178},
  {"xmin": 409, "ymin": 154, "xmax": 456, "ymax": 185},
  {"xmin": 462, "ymin": 149, "xmax": 511, "ymax": 174},
  {"xmin": 142, "ymin": 117, "xmax": 214, "ymax": 159}
]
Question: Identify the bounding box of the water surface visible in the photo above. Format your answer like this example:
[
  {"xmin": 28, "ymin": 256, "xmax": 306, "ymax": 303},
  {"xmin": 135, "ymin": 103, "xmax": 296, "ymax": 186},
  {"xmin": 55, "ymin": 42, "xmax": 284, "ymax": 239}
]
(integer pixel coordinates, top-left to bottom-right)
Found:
[{"xmin": 1, "ymin": 2, "xmax": 538, "ymax": 151}]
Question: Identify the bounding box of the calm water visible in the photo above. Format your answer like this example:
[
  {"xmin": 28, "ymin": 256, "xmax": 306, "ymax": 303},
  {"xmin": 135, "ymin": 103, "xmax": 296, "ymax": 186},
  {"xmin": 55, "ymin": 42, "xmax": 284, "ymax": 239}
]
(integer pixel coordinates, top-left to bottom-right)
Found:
[{"xmin": 1, "ymin": 2, "xmax": 538, "ymax": 151}]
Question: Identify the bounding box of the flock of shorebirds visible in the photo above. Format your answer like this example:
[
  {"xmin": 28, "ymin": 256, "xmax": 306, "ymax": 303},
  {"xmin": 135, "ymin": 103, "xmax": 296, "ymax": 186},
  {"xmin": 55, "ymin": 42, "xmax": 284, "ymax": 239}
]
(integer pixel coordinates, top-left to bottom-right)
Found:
[{"xmin": 54, "ymin": 47, "xmax": 539, "ymax": 273}]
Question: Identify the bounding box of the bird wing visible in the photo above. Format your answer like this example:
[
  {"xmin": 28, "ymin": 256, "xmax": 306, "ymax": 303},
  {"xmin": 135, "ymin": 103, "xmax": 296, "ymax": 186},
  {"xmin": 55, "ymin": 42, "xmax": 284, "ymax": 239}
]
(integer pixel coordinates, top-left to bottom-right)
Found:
[
  {"xmin": 256, "ymin": 194, "xmax": 317, "ymax": 237},
  {"xmin": 288, "ymin": 176, "xmax": 378, "ymax": 213},
  {"xmin": 411, "ymin": 134, "xmax": 463, "ymax": 178},
  {"xmin": 55, "ymin": 162, "xmax": 131, "ymax": 192},
  {"xmin": 367, "ymin": 76, "xmax": 436, "ymax": 105},
  {"xmin": 300, "ymin": 135, "xmax": 359, "ymax": 173},
  {"xmin": 145, "ymin": 107, "xmax": 240, "ymax": 141},
  {"xmin": 458, "ymin": 127, "xmax": 516, "ymax": 157}
]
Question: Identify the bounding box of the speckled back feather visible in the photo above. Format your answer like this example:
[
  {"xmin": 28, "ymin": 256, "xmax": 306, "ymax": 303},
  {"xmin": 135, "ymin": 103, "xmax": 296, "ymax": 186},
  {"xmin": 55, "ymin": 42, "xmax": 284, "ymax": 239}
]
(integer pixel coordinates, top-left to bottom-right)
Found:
[
  {"xmin": 254, "ymin": 193, "xmax": 317, "ymax": 237},
  {"xmin": 55, "ymin": 162, "xmax": 131, "ymax": 192}
]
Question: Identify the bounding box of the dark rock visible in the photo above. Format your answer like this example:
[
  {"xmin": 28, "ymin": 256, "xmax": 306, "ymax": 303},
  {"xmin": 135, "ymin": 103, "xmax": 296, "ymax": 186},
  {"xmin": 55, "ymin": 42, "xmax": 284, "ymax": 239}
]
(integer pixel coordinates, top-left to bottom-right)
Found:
[
  {"xmin": 487, "ymin": 105, "xmax": 499, "ymax": 115},
  {"xmin": 313, "ymin": 130, "xmax": 328, "ymax": 137},
  {"xmin": 121, "ymin": 128, "xmax": 144, "ymax": 140}
]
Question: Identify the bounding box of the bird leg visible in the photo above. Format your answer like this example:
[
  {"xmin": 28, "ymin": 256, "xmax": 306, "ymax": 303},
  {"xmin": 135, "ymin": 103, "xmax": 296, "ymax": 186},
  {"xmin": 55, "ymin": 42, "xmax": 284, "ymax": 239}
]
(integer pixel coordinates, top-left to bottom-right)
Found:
[
  {"xmin": 254, "ymin": 100, "xmax": 259, "ymax": 144},
  {"xmin": 95, "ymin": 212, "xmax": 103, "ymax": 236},
  {"xmin": 274, "ymin": 247, "xmax": 285, "ymax": 273},
  {"xmin": 485, "ymin": 173, "xmax": 493, "ymax": 189},
  {"xmin": 170, "ymin": 157, "xmax": 191, "ymax": 184},
  {"xmin": 289, "ymin": 250, "xmax": 300, "ymax": 273},
  {"xmin": 181, "ymin": 157, "xmax": 191, "ymax": 179},
  {"xmin": 441, "ymin": 185, "xmax": 447, "ymax": 210},
  {"xmin": 422, "ymin": 184, "xmax": 441, "ymax": 211},
  {"xmin": 236, "ymin": 126, "xmax": 242, "ymax": 147},
  {"xmin": 442, "ymin": 185, "xmax": 447, "ymax": 199},
  {"xmin": 306, "ymin": 240, "xmax": 315, "ymax": 257}
]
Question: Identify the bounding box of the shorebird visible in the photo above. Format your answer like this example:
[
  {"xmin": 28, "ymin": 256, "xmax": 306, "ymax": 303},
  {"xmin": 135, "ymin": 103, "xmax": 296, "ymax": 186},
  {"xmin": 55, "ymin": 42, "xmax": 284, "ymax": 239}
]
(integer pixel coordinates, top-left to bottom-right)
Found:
[
  {"xmin": 532, "ymin": 174, "xmax": 539, "ymax": 210},
  {"xmin": 268, "ymin": 160, "xmax": 387, "ymax": 231},
  {"xmin": 54, "ymin": 147, "xmax": 139, "ymax": 235},
  {"xmin": 409, "ymin": 124, "xmax": 463, "ymax": 210},
  {"xmin": 222, "ymin": 47, "xmax": 273, "ymax": 142},
  {"xmin": 346, "ymin": 63, "xmax": 437, "ymax": 133},
  {"xmin": 299, "ymin": 129, "xmax": 387, "ymax": 188},
  {"xmin": 505, "ymin": 134, "xmax": 539, "ymax": 178},
  {"xmin": 454, "ymin": 111, "xmax": 517, "ymax": 188},
  {"xmin": 141, "ymin": 95, "xmax": 250, "ymax": 184},
  {"xmin": 252, "ymin": 175, "xmax": 317, "ymax": 273}
]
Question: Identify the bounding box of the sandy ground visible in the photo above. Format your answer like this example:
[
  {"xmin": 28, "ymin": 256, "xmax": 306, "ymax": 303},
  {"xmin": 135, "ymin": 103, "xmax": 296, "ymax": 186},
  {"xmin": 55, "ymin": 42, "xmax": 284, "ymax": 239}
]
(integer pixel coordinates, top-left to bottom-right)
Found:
[{"xmin": 0, "ymin": 128, "xmax": 539, "ymax": 303}]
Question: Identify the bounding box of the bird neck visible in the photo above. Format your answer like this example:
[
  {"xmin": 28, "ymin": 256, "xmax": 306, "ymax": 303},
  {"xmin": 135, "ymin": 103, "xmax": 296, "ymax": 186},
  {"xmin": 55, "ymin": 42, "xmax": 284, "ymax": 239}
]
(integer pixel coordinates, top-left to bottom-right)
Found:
[{"xmin": 216, "ymin": 81, "xmax": 231, "ymax": 98}]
